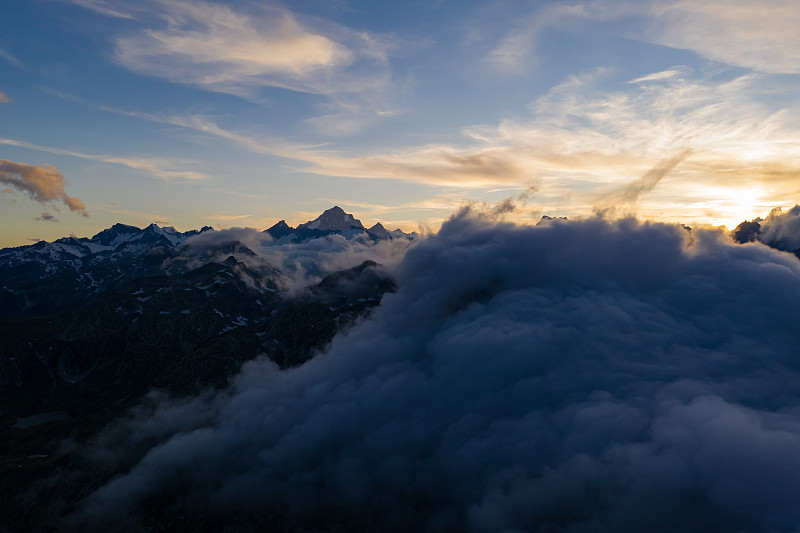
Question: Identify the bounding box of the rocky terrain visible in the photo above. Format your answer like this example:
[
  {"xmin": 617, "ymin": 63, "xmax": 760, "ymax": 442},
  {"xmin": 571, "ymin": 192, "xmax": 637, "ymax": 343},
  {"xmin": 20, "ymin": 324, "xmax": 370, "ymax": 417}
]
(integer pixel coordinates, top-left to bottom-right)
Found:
[{"xmin": 0, "ymin": 207, "xmax": 410, "ymax": 531}]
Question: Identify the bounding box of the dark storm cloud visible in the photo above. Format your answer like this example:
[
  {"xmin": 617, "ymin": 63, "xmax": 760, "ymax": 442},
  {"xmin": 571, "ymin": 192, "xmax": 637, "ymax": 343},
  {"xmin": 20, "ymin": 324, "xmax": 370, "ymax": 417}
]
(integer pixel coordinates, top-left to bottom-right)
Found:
[
  {"xmin": 71, "ymin": 208, "xmax": 800, "ymax": 532},
  {"xmin": 0, "ymin": 159, "xmax": 88, "ymax": 216}
]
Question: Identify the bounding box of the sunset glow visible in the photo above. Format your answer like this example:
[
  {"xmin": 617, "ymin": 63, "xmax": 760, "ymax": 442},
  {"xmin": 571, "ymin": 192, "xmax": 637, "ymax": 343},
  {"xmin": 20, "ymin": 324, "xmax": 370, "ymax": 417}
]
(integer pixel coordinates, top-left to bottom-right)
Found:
[{"xmin": 1, "ymin": 0, "xmax": 799, "ymax": 245}]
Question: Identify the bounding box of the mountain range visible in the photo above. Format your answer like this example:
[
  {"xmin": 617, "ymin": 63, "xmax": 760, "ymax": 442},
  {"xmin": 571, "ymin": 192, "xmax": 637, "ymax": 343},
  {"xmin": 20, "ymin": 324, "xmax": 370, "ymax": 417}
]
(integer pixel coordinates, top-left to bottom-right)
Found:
[
  {"xmin": 0, "ymin": 207, "xmax": 409, "ymax": 431},
  {"xmin": 0, "ymin": 207, "xmax": 404, "ymax": 530},
  {"xmin": 266, "ymin": 206, "xmax": 413, "ymax": 242}
]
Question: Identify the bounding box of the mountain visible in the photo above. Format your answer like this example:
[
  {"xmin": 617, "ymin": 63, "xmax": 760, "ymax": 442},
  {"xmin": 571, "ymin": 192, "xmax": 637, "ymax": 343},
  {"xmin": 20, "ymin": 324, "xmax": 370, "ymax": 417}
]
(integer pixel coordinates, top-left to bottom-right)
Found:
[
  {"xmin": 0, "ymin": 223, "xmax": 214, "ymax": 317},
  {"xmin": 265, "ymin": 220, "xmax": 294, "ymax": 239},
  {"xmin": 367, "ymin": 222, "xmax": 390, "ymax": 239},
  {"xmin": 298, "ymin": 205, "xmax": 364, "ymax": 231},
  {"xmin": 264, "ymin": 207, "xmax": 414, "ymax": 242},
  {"xmin": 0, "ymin": 208, "xmax": 410, "ymax": 409},
  {"xmin": 0, "ymin": 209, "xmax": 401, "ymax": 514}
]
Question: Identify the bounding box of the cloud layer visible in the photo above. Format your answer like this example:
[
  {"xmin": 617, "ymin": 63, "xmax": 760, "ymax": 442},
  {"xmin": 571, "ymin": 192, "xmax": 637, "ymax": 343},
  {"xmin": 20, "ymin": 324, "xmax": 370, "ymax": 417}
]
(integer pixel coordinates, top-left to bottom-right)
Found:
[
  {"xmin": 99, "ymin": 0, "xmax": 394, "ymax": 117},
  {"xmin": 114, "ymin": 1, "xmax": 353, "ymax": 95},
  {"xmin": 650, "ymin": 0, "xmax": 800, "ymax": 74},
  {"xmin": 0, "ymin": 159, "xmax": 87, "ymax": 216},
  {"xmin": 180, "ymin": 225, "xmax": 415, "ymax": 292},
  {"xmin": 68, "ymin": 209, "xmax": 800, "ymax": 531}
]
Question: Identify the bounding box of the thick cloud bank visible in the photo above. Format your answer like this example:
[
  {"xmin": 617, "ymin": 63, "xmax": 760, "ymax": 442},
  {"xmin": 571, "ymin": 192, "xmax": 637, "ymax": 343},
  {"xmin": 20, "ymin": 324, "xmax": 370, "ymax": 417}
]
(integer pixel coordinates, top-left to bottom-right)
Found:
[{"xmin": 73, "ymin": 210, "xmax": 800, "ymax": 532}]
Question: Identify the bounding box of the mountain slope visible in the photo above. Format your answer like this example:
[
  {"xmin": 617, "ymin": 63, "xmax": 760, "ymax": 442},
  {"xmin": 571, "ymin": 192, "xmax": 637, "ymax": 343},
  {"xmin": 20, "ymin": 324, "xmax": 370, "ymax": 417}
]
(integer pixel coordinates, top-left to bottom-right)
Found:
[{"xmin": 298, "ymin": 205, "xmax": 364, "ymax": 231}]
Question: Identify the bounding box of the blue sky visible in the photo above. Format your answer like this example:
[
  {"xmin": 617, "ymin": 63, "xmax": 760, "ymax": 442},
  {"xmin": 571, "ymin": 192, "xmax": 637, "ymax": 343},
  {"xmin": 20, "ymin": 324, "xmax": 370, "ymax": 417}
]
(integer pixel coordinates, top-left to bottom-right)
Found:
[{"xmin": 1, "ymin": 0, "xmax": 799, "ymax": 246}]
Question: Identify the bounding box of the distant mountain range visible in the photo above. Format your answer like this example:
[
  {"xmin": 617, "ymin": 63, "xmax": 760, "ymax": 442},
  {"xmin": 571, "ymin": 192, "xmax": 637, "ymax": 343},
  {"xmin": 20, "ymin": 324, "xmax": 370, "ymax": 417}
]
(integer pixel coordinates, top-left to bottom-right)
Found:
[
  {"xmin": 265, "ymin": 206, "xmax": 414, "ymax": 242},
  {"xmin": 0, "ymin": 206, "xmax": 412, "ymax": 316},
  {"xmin": 0, "ymin": 207, "xmax": 408, "ymax": 432}
]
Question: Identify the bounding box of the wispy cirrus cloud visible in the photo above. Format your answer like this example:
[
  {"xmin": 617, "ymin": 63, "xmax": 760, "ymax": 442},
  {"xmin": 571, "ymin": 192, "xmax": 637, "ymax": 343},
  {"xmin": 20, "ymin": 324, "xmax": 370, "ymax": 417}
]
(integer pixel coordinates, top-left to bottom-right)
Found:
[
  {"xmin": 90, "ymin": 67, "xmax": 800, "ymax": 226},
  {"xmin": 649, "ymin": 0, "xmax": 800, "ymax": 74},
  {"xmin": 0, "ymin": 47, "xmax": 24, "ymax": 69},
  {"xmin": 0, "ymin": 159, "xmax": 88, "ymax": 216},
  {"xmin": 485, "ymin": 3, "xmax": 590, "ymax": 74},
  {"xmin": 628, "ymin": 67, "xmax": 685, "ymax": 84},
  {"xmin": 61, "ymin": 0, "xmax": 134, "ymax": 19},
  {"xmin": 48, "ymin": 61, "xmax": 797, "ymax": 227},
  {"xmin": 206, "ymin": 213, "xmax": 251, "ymax": 221},
  {"xmin": 67, "ymin": 0, "xmax": 398, "ymax": 133},
  {"xmin": 0, "ymin": 138, "xmax": 208, "ymax": 181},
  {"xmin": 295, "ymin": 69, "xmax": 800, "ymax": 225},
  {"xmin": 113, "ymin": 1, "xmax": 356, "ymax": 96},
  {"xmin": 483, "ymin": 0, "xmax": 800, "ymax": 76}
]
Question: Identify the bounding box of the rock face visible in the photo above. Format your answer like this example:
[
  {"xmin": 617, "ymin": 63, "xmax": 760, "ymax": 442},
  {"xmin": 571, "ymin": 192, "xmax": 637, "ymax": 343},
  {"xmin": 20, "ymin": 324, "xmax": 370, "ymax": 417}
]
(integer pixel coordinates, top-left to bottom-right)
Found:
[
  {"xmin": 298, "ymin": 206, "xmax": 364, "ymax": 231},
  {"xmin": 367, "ymin": 222, "xmax": 391, "ymax": 239},
  {"xmin": 266, "ymin": 220, "xmax": 294, "ymax": 239},
  {"xmin": 264, "ymin": 207, "xmax": 414, "ymax": 243}
]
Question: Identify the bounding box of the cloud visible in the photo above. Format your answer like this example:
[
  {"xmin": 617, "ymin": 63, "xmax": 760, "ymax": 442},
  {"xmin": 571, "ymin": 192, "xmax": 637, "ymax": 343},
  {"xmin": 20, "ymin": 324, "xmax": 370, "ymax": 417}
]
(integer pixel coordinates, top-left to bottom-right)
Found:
[
  {"xmin": 485, "ymin": 4, "xmax": 589, "ymax": 74},
  {"xmin": 0, "ymin": 47, "xmax": 24, "ymax": 69},
  {"xmin": 649, "ymin": 0, "xmax": 800, "ymax": 74},
  {"xmin": 487, "ymin": 29, "xmax": 538, "ymax": 73},
  {"xmin": 300, "ymin": 69, "xmax": 800, "ymax": 223},
  {"xmin": 36, "ymin": 211, "xmax": 59, "ymax": 222},
  {"xmin": 595, "ymin": 148, "xmax": 691, "ymax": 215},
  {"xmin": 628, "ymin": 68, "xmax": 684, "ymax": 84},
  {"xmin": 85, "ymin": 63, "xmax": 797, "ymax": 228},
  {"xmin": 65, "ymin": 0, "xmax": 398, "ymax": 133},
  {"xmin": 102, "ymin": 0, "xmax": 392, "ymax": 101},
  {"xmin": 63, "ymin": 0, "xmax": 134, "ymax": 19},
  {"xmin": 0, "ymin": 159, "xmax": 88, "ymax": 216},
  {"xmin": 180, "ymin": 225, "xmax": 415, "ymax": 292},
  {"xmin": 0, "ymin": 138, "xmax": 207, "ymax": 181},
  {"xmin": 205, "ymin": 214, "xmax": 251, "ymax": 221},
  {"xmin": 114, "ymin": 1, "xmax": 349, "ymax": 94},
  {"xmin": 306, "ymin": 145, "xmax": 534, "ymax": 187},
  {"xmin": 744, "ymin": 205, "xmax": 800, "ymax": 253},
  {"xmin": 0, "ymin": 92, "xmax": 10, "ymax": 103},
  {"xmin": 63, "ymin": 210, "xmax": 800, "ymax": 531}
]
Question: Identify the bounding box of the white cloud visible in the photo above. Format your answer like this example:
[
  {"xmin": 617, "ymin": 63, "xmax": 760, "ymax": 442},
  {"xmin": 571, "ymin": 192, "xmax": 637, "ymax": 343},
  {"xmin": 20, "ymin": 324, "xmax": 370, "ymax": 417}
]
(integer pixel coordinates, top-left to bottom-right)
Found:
[
  {"xmin": 0, "ymin": 138, "xmax": 208, "ymax": 181},
  {"xmin": 114, "ymin": 1, "xmax": 354, "ymax": 95},
  {"xmin": 103, "ymin": 0, "xmax": 395, "ymax": 110},
  {"xmin": 0, "ymin": 47, "xmax": 24, "ymax": 69},
  {"xmin": 64, "ymin": 0, "xmax": 134, "ymax": 19},
  {"xmin": 68, "ymin": 0, "xmax": 398, "ymax": 133},
  {"xmin": 649, "ymin": 0, "xmax": 800, "ymax": 74},
  {"xmin": 628, "ymin": 67, "xmax": 684, "ymax": 84}
]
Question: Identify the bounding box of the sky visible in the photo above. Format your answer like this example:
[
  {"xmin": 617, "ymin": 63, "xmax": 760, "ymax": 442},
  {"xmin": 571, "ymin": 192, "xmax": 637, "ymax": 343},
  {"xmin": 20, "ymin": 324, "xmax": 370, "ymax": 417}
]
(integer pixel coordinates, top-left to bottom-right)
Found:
[{"xmin": 1, "ymin": 0, "xmax": 799, "ymax": 247}]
